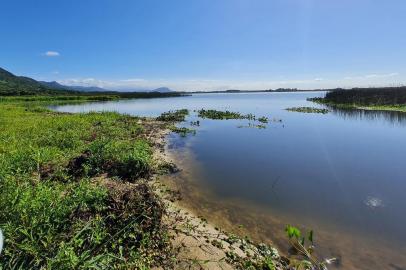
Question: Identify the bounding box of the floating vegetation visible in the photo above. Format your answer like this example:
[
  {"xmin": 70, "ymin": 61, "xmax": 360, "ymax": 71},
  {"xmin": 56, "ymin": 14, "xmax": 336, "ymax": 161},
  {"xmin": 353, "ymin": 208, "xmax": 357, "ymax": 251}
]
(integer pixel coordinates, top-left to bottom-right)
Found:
[
  {"xmin": 169, "ymin": 125, "xmax": 196, "ymax": 137},
  {"xmin": 286, "ymin": 107, "xmax": 329, "ymax": 114},
  {"xmin": 197, "ymin": 109, "xmax": 247, "ymax": 120},
  {"xmin": 258, "ymin": 116, "xmax": 269, "ymax": 123},
  {"xmin": 157, "ymin": 109, "xmax": 189, "ymax": 122},
  {"xmin": 197, "ymin": 109, "xmax": 269, "ymax": 123},
  {"xmin": 237, "ymin": 123, "xmax": 267, "ymax": 129},
  {"xmin": 156, "ymin": 110, "xmax": 196, "ymax": 136},
  {"xmin": 246, "ymin": 113, "xmax": 256, "ymax": 121}
]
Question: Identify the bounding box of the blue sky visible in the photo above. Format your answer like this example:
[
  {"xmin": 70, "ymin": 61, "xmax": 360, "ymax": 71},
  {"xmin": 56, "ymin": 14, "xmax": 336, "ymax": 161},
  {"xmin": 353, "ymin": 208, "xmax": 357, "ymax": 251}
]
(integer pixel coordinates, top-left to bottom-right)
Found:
[{"xmin": 1, "ymin": 0, "xmax": 406, "ymax": 91}]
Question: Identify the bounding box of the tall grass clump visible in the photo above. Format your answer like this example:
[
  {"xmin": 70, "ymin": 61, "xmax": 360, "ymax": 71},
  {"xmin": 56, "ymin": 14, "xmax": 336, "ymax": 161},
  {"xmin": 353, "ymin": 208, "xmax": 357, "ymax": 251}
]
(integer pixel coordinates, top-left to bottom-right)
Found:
[{"xmin": 69, "ymin": 139, "xmax": 152, "ymax": 181}]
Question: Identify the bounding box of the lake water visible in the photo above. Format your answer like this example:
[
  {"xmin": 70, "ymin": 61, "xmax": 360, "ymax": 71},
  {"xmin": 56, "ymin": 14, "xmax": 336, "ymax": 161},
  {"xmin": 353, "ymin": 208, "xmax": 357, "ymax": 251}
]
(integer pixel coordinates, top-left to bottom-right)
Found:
[{"xmin": 52, "ymin": 92, "xmax": 406, "ymax": 270}]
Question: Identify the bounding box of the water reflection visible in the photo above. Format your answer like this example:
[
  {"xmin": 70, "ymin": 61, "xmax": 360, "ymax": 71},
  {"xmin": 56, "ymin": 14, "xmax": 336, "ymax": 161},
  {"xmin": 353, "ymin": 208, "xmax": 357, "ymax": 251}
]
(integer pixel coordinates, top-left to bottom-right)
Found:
[{"xmin": 328, "ymin": 106, "xmax": 406, "ymax": 125}]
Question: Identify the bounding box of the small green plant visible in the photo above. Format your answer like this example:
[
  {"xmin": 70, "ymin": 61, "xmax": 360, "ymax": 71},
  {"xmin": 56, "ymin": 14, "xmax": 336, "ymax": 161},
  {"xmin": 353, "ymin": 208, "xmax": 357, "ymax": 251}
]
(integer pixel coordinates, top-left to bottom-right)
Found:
[
  {"xmin": 285, "ymin": 225, "xmax": 335, "ymax": 270},
  {"xmin": 190, "ymin": 120, "xmax": 200, "ymax": 126},
  {"xmin": 262, "ymin": 256, "xmax": 276, "ymax": 270}
]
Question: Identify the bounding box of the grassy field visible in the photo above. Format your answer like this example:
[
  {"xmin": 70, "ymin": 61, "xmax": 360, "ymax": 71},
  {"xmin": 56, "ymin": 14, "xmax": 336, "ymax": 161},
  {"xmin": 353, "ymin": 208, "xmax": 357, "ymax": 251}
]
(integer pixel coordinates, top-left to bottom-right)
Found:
[{"xmin": 0, "ymin": 98, "xmax": 174, "ymax": 269}]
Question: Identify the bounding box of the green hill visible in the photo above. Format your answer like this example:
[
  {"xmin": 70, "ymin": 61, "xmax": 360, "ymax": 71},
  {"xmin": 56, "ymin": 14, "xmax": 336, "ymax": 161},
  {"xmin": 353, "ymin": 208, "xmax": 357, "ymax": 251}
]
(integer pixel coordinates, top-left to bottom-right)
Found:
[{"xmin": 0, "ymin": 67, "xmax": 73, "ymax": 95}]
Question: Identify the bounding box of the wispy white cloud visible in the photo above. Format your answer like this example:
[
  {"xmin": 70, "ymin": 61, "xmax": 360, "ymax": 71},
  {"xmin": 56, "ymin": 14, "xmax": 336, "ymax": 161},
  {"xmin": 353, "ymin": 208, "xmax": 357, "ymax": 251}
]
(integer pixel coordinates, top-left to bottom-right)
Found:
[
  {"xmin": 60, "ymin": 78, "xmax": 104, "ymax": 87},
  {"xmin": 57, "ymin": 77, "xmax": 336, "ymax": 91},
  {"xmin": 43, "ymin": 51, "xmax": 60, "ymax": 57},
  {"xmin": 120, "ymin": 78, "xmax": 146, "ymax": 82},
  {"xmin": 57, "ymin": 72, "xmax": 404, "ymax": 92},
  {"xmin": 345, "ymin": 73, "xmax": 399, "ymax": 80},
  {"xmin": 364, "ymin": 72, "xmax": 399, "ymax": 78}
]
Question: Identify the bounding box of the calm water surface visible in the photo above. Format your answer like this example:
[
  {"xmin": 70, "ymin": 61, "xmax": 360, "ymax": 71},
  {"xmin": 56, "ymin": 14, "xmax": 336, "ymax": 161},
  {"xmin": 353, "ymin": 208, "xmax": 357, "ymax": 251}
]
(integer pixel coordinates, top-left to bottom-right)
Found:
[{"xmin": 53, "ymin": 92, "xmax": 406, "ymax": 270}]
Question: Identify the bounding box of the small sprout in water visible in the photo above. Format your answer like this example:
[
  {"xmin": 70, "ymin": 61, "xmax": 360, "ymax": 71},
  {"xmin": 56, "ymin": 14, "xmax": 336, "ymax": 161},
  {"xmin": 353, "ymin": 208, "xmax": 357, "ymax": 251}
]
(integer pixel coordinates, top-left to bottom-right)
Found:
[
  {"xmin": 190, "ymin": 120, "xmax": 200, "ymax": 126},
  {"xmin": 258, "ymin": 116, "xmax": 269, "ymax": 123},
  {"xmin": 285, "ymin": 225, "xmax": 330, "ymax": 270}
]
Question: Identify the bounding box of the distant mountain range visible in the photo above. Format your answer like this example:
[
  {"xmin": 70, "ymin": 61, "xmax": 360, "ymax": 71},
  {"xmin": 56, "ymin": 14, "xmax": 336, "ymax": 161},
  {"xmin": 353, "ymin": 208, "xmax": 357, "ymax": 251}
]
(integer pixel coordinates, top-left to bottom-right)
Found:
[
  {"xmin": 0, "ymin": 67, "xmax": 175, "ymax": 95},
  {"xmin": 149, "ymin": 87, "xmax": 172, "ymax": 93},
  {"xmin": 39, "ymin": 81, "xmax": 174, "ymax": 93},
  {"xmin": 38, "ymin": 81, "xmax": 111, "ymax": 92},
  {"xmin": 0, "ymin": 67, "xmax": 73, "ymax": 95}
]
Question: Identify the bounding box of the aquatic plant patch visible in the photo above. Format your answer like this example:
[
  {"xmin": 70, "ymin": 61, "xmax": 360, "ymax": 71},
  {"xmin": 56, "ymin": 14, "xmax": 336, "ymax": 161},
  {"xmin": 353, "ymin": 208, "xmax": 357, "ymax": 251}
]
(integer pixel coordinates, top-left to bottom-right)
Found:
[
  {"xmin": 157, "ymin": 109, "xmax": 189, "ymax": 122},
  {"xmin": 197, "ymin": 109, "xmax": 247, "ymax": 120},
  {"xmin": 258, "ymin": 116, "xmax": 269, "ymax": 123},
  {"xmin": 169, "ymin": 125, "xmax": 196, "ymax": 137},
  {"xmin": 286, "ymin": 107, "xmax": 329, "ymax": 114},
  {"xmin": 237, "ymin": 123, "xmax": 267, "ymax": 129},
  {"xmin": 197, "ymin": 109, "xmax": 269, "ymax": 123}
]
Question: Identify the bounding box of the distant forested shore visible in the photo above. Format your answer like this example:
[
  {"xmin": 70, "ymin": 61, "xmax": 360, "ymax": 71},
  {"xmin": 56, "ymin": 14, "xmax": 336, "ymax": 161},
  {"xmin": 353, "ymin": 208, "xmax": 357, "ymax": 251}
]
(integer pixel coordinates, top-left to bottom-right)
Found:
[{"xmin": 309, "ymin": 86, "xmax": 406, "ymax": 112}]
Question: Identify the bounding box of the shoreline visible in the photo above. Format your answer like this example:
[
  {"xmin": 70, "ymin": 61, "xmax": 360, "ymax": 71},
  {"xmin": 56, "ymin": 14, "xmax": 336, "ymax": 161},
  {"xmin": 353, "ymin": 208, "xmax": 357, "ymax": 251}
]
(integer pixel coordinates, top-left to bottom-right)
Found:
[
  {"xmin": 148, "ymin": 121, "xmax": 289, "ymax": 269},
  {"xmin": 0, "ymin": 98, "xmax": 288, "ymax": 269},
  {"xmin": 153, "ymin": 118, "xmax": 406, "ymax": 270}
]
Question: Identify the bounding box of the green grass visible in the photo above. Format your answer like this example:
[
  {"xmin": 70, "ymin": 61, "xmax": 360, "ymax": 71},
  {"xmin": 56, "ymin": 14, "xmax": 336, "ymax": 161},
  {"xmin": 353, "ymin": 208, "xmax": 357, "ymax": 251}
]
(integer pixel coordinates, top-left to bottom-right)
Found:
[
  {"xmin": 0, "ymin": 99, "xmax": 172, "ymax": 269},
  {"xmin": 0, "ymin": 95, "xmax": 119, "ymax": 102}
]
